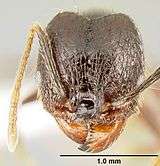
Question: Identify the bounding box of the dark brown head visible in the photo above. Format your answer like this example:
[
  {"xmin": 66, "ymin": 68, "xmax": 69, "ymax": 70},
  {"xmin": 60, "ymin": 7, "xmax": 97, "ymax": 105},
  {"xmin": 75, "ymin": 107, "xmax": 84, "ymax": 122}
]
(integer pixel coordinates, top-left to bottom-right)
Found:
[{"xmin": 37, "ymin": 11, "xmax": 144, "ymax": 152}]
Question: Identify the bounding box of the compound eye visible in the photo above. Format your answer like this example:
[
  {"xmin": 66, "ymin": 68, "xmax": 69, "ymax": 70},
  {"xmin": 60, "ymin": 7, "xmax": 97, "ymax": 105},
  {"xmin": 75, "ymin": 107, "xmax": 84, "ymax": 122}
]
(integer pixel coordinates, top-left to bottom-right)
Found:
[{"xmin": 79, "ymin": 99, "xmax": 94, "ymax": 110}]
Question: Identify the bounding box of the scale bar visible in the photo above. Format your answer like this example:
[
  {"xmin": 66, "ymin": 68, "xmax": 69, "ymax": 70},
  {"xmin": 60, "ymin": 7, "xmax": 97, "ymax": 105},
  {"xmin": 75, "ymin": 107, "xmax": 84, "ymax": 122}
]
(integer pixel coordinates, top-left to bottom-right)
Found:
[{"xmin": 60, "ymin": 154, "xmax": 158, "ymax": 157}]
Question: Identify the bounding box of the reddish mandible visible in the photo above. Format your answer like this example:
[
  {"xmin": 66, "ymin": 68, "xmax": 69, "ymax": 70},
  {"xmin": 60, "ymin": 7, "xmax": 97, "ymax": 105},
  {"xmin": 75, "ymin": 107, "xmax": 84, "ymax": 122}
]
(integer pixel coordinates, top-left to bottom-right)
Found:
[{"xmin": 8, "ymin": 10, "xmax": 160, "ymax": 153}]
